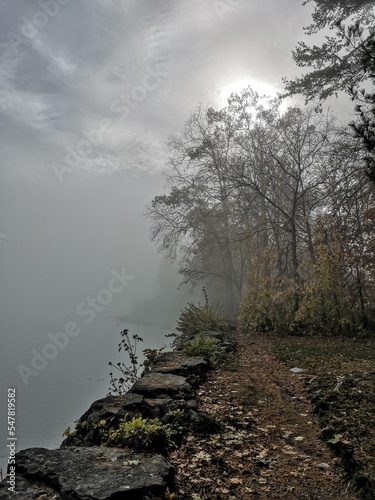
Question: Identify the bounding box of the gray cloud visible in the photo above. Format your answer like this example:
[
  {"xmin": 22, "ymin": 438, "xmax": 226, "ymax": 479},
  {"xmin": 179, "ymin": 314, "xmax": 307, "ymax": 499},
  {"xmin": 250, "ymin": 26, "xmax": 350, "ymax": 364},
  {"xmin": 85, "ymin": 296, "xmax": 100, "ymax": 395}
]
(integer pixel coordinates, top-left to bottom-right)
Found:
[
  {"xmin": 0, "ymin": 0, "xmax": 352, "ymax": 361},
  {"xmin": 0, "ymin": 0, "xmax": 316, "ymax": 182}
]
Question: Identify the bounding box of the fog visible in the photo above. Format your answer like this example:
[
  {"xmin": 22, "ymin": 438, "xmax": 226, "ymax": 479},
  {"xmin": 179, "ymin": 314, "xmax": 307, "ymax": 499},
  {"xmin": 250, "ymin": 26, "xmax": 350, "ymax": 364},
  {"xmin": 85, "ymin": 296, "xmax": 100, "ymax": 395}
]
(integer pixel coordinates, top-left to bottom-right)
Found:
[
  {"xmin": 2, "ymin": 172, "xmax": 167, "ymax": 335},
  {"xmin": 0, "ymin": 0, "xmax": 319, "ymax": 345},
  {"xmin": 0, "ymin": 1, "xmax": 357, "ymax": 467}
]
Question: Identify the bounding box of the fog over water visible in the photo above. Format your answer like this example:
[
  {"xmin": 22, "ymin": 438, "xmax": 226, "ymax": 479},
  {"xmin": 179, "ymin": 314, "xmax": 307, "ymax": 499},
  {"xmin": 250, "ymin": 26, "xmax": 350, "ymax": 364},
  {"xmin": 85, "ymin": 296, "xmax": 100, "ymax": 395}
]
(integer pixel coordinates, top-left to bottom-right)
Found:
[{"xmin": 0, "ymin": 0, "xmax": 354, "ymax": 476}]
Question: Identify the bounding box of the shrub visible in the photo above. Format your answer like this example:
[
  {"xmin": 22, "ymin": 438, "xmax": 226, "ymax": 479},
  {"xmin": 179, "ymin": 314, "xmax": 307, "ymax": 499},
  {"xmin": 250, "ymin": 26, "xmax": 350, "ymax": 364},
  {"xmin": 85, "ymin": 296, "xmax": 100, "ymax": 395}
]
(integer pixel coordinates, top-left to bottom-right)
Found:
[
  {"xmin": 239, "ymin": 243, "xmax": 359, "ymax": 336},
  {"xmin": 295, "ymin": 244, "xmax": 353, "ymax": 336},
  {"xmin": 176, "ymin": 288, "xmax": 229, "ymax": 337},
  {"xmin": 238, "ymin": 275, "xmax": 298, "ymax": 335},
  {"xmin": 182, "ymin": 334, "xmax": 226, "ymax": 365}
]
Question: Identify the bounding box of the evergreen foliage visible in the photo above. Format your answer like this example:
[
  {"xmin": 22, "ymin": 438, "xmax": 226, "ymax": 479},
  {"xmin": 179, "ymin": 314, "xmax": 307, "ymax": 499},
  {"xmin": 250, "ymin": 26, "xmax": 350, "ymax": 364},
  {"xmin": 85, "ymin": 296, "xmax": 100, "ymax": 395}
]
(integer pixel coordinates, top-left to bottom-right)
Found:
[{"xmin": 284, "ymin": 0, "xmax": 375, "ymax": 182}]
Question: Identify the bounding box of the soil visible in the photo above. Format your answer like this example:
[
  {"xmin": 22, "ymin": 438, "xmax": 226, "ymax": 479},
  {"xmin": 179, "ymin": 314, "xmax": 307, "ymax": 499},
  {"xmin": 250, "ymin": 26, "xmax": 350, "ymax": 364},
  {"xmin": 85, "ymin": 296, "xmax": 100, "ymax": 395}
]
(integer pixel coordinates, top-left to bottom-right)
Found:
[{"xmin": 169, "ymin": 333, "xmax": 357, "ymax": 499}]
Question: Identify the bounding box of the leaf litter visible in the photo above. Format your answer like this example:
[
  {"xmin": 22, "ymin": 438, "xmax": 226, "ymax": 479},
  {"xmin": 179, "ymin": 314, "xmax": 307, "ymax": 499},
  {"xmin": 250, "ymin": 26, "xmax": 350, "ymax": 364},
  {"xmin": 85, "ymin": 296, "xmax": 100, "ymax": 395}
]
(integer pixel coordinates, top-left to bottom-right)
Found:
[{"xmin": 169, "ymin": 333, "xmax": 357, "ymax": 499}]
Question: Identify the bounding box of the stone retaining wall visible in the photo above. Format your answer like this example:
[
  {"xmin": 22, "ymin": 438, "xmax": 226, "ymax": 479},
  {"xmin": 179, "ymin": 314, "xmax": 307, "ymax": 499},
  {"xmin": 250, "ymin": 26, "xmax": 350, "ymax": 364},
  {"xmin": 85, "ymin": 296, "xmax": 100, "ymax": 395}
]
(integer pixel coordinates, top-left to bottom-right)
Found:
[{"xmin": 0, "ymin": 331, "xmax": 236, "ymax": 499}]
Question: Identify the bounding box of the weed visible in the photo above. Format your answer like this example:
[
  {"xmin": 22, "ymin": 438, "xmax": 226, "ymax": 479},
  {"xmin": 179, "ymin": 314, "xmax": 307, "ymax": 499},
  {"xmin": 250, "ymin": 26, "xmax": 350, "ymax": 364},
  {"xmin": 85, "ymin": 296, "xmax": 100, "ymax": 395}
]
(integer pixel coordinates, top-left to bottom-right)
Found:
[
  {"xmin": 176, "ymin": 288, "xmax": 229, "ymax": 338},
  {"xmin": 105, "ymin": 414, "xmax": 184, "ymax": 454},
  {"xmin": 182, "ymin": 334, "xmax": 226, "ymax": 366},
  {"xmin": 108, "ymin": 329, "xmax": 144, "ymax": 395}
]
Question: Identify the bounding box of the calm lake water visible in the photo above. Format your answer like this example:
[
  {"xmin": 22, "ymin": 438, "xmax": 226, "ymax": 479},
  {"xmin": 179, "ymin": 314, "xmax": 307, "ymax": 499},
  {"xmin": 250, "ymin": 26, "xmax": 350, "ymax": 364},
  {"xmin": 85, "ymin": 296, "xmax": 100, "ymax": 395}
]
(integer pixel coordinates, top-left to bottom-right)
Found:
[{"xmin": 0, "ymin": 317, "xmax": 172, "ymax": 475}]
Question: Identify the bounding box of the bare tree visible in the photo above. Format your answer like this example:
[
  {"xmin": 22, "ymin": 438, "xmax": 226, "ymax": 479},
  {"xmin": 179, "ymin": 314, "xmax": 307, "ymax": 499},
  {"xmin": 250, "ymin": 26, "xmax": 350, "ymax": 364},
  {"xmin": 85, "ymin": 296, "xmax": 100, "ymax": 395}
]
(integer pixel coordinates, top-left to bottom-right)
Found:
[
  {"xmin": 145, "ymin": 105, "xmax": 249, "ymax": 313},
  {"xmin": 225, "ymin": 90, "xmax": 338, "ymax": 294}
]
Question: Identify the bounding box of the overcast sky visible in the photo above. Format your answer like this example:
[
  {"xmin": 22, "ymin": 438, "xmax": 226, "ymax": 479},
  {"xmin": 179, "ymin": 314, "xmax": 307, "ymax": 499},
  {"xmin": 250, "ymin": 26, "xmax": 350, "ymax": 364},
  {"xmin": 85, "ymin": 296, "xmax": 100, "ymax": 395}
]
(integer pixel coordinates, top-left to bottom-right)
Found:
[
  {"xmin": 0, "ymin": 0, "xmax": 348, "ymax": 336},
  {"xmin": 0, "ymin": 0, "xmax": 316, "ymax": 181}
]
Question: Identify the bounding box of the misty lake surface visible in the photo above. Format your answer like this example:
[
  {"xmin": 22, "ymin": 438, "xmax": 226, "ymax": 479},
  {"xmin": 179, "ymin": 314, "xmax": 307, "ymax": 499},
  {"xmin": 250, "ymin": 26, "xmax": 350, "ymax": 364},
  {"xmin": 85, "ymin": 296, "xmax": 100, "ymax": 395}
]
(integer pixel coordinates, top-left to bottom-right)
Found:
[{"xmin": 0, "ymin": 317, "xmax": 172, "ymax": 474}]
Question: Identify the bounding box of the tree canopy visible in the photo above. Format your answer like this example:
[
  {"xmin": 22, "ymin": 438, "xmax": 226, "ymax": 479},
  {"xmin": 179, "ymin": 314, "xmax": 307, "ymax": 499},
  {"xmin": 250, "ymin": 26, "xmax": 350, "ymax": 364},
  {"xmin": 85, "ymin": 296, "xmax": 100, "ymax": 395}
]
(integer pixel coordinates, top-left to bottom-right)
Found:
[
  {"xmin": 284, "ymin": 0, "xmax": 375, "ymax": 100},
  {"xmin": 146, "ymin": 89, "xmax": 375, "ymax": 328},
  {"xmin": 284, "ymin": 0, "xmax": 375, "ymax": 181}
]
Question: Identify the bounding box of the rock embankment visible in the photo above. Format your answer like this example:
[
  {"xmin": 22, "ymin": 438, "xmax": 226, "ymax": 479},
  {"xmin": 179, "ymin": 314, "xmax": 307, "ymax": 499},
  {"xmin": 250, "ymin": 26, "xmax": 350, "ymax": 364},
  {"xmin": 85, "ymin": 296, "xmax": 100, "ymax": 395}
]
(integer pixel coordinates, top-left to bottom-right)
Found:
[{"xmin": 0, "ymin": 332, "xmax": 235, "ymax": 500}]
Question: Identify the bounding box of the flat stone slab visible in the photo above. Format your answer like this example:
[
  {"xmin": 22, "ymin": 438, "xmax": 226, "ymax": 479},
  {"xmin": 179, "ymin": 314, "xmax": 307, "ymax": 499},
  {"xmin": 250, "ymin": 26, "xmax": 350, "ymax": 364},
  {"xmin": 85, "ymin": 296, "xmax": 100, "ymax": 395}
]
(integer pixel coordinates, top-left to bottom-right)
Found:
[
  {"xmin": 0, "ymin": 475, "xmax": 60, "ymax": 500},
  {"xmin": 80, "ymin": 393, "xmax": 145, "ymax": 418},
  {"xmin": 0, "ymin": 447, "xmax": 174, "ymax": 500},
  {"xmin": 149, "ymin": 351, "xmax": 209, "ymax": 386},
  {"xmin": 129, "ymin": 372, "xmax": 194, "ymax": 398}
]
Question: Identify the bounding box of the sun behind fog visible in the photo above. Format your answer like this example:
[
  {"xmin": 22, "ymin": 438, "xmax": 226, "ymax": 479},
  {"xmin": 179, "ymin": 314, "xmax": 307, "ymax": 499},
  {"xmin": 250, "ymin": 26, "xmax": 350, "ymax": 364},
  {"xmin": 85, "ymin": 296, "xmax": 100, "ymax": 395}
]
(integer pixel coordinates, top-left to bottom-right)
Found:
[{"xmin": 216, "ymin": 78, "xmax": 279, "ymax": 108}]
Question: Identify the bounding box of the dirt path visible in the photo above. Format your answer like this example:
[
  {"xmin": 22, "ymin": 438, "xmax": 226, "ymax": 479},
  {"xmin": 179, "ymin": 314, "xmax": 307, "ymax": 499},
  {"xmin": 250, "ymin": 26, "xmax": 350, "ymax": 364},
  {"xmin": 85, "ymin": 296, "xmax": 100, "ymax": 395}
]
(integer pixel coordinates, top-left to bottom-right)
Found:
[{"xmin": 170, "ymin": 334, "xmax": 355, "ymax": 499}]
